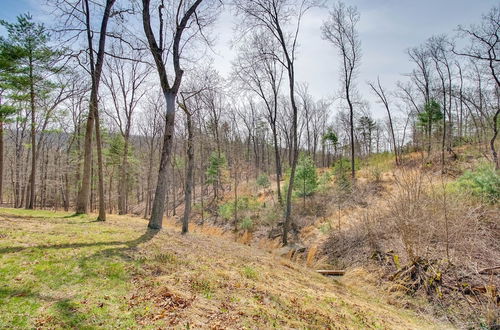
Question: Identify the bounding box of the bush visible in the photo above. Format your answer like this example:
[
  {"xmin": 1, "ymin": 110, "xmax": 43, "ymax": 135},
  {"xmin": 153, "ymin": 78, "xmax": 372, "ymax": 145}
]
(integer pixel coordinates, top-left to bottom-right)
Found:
[
  {"xmin": 218, "ymin": 196, "xmax": 260, "ymax": 221},
  {"xmin": 238, "ymin": 217, "xmax": 253, "ymax": 231},
  {"xmin": 218, "ymin": 202, "xmax": 234, "ymax": 220},
  {"xmin": 241, "ymin": 265, "xmax": 258, "ymax": 279},
  {"xmin": 319, "ymin": 169, "xmax": 332, "ymax": 185},
  {"xmin": 256, "ymin": 173, "xmax": 271, "ymax": 189},
  {"xmin": 457, "ymin": 164, "xmax": 500, "ymax": 204},
  {"xmin": 294, "ymin": 155, "xmax": 318, "ymax": 197},
  {"xmin": 262, "ymin": 206, "xmax": 281, "ymax": 226}
]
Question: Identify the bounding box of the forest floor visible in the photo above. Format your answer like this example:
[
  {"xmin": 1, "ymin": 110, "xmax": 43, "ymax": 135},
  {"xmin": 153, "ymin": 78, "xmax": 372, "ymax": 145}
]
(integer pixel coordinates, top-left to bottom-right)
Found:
[{"xmin": 0, "ymin": 207, "xmax": 452, "ymax": 329}]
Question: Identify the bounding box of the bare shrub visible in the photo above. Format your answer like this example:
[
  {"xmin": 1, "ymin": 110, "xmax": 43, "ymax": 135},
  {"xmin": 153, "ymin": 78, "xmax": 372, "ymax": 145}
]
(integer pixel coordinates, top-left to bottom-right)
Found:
[{"xmin": 322, "ymin": 167, "xmax": 499, "ymax": 326}]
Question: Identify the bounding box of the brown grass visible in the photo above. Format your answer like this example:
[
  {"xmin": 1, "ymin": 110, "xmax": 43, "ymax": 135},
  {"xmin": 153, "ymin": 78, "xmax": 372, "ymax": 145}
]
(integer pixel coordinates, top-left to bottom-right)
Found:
[{"xmin": 0, "ymin": 208, "xmax": 452, "ymax": 329}]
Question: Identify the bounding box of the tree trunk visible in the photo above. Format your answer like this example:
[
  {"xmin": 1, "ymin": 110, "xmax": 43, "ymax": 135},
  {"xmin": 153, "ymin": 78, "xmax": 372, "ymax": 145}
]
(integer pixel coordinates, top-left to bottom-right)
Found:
[
  {"xmin": 272, "ymin": 127, "xmax": 283, "ymax": 205},
  {"xmin": 94, "ymin": 105, "xmax": 106, "ymax": 221},
  {"xmin": 347, "ymin": 95, "xmax": 355, "ymax": 179},
  {"xmin": 182, "ymin": 111, "xmax": 194, "ymax": 234},
  {"xmin": 149, "ymin": 92, "xmax": 176, "ymax": 229},
  {"xmin": 283, "ymin": 72, "xmax": 299, "ymax": 246},
  {"xmin": 118, "ymin": 131, "xmax": 130, "ymax": 215},
  {"xmin": 27, "ymin": 54, "xmax": 36, "ymax": 209},
  {"xmin": 491, "ymin": 108, "xmax": 500, "ymax": 170},
  {"xmin": 76, "ymin": 0, "xmax": 115, "ymax": 214}
]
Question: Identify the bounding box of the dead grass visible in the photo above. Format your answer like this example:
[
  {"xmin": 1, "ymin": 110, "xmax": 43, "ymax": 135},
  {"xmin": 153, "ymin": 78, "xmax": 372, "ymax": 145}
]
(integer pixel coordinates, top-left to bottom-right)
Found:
[
  {"xmin": 0, "ymin": 207, "xmax": 450, "ymax": 329},
  {"xmin": 321, "ymin": 166, "xmax": 499, "ymax": 328}
]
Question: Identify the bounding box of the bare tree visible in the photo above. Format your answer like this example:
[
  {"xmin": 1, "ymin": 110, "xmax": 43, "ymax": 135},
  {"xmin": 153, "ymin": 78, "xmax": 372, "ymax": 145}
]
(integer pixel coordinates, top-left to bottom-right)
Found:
[
  {"xmin": 234, "ymin": 0, "xmax": 319, "ymax": 245},
  {"xmin": 322, "ymin": 1, "xmax": 361, "ymax": 179},
  {"xmin": 142, "ymin": 0, "xmax": 220, "ymax": 229},
  {"xmin": 54, "ymin": 0, "xmax": 117, "ymax": 220},
  {"xmin": 232, "ymin": 31, "xmax": 284, "ymax": 204},
  {"xmin": 102, "ymin": 45, "xmax": 149, "ymax": 215},
  {"xmin": 455, "ymin": 5, "xmax": 500, "ymax": 169},
  {"xmin": 177, "ymin": 71, "xmax": 210, "ymax": 234},
  {"xmin": 368, "ymin": 78, "xmax": 399, "ymax": 165}
]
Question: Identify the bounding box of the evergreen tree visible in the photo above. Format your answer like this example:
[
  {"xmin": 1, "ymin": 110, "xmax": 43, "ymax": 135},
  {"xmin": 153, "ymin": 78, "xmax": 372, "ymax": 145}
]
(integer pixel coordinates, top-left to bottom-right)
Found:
[
  {"xmin": 206, "ymin": 152, "xmax": 227, "ymax": 201},
  {"xmin": 418, "ymin": 99, "xmax": 443, "ymax": 154},
  {"xmin": 357, "ymin": 115, "xmax": 376, "ymax": 155},
  {"xmin": 1, "ymin": 14, "xmax": 62, "ymax": 209},
  {"xmin": 0, "ymin": 40, "xmax": 21, "ymax": 204},
  {"xmin": 294, "ymin": 155, "xmax": 318, "ymax": 207},
  {"xmin": 256, "ymin": 173, "xmax": 271, "ymax": 189},
  {"xmin": 322, "ymin": 127, "xmax": 339, "ymax": 164}
]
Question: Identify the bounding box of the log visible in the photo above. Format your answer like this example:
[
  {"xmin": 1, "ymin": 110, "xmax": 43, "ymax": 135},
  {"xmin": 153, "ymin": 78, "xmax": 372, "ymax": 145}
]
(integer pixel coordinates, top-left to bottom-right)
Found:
[{"xmin": 317, "ymin": 269, "xmax": 345, "ymax": 276}]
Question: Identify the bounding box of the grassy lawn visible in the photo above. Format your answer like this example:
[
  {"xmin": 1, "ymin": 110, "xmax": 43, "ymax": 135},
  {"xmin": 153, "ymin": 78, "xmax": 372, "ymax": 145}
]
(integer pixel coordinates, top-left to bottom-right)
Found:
[{"xmin": 0, "ymin": 208, "xmax": 450, "ymax": 329}]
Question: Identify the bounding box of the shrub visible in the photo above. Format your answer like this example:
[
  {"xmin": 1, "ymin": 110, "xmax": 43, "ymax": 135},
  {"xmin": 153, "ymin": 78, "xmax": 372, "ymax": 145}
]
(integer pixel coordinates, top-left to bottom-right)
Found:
[
  {"xmin": 238, "ymin": 217, "xmax": 253, "ymax": 231},
  {"xmin": 218, "ymin": 202, "xmax": 234, "ymax": 220},
  {"xmin": 262, "ymin": 206, "xmax": 281, "ymax": 226},
  {"xmin": 256, "ymin": 174, "xmax": 271, "ymax": 189},
  {"xmin": 319, "ymin": 221, "xmax": 332, "ymax": 234},
  {"xmin": 364, "ymin": 151, "xmax": 393, "ymax": 172},
  {"xmin": 294, "ymin": 155, "xmax": 318, "ymax": 197},
  {"xmin": 218, "ymin": 197, "xmax": 260, "ymax": 221},
  {"xmin": 318, "ymin": 169, "xmax": 332, "ymax": 186},
  {"xmin": 457, "ymin": 163, "xmax": 500, "ymax": 204}
]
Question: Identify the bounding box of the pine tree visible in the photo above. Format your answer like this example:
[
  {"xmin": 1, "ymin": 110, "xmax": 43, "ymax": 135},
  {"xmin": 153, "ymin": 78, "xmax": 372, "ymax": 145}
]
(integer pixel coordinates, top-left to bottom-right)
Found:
[
  {"xmin": 294, "ymin": 155, "xmax": 318, "ymax": 207},
  {"xmin": 0, "ymin": 40, "xmax": 21, "ymax": 204},
  {"xmin": 418, "ymin": 99, "xmax": 443, "ymax": 154},
  {"xmin": 206, "ymin": 152, "xmax": 227, "ymax": 202},
  {"xmin": 0, "ymin": 14, "xmax": 61, "ymax": 209}
]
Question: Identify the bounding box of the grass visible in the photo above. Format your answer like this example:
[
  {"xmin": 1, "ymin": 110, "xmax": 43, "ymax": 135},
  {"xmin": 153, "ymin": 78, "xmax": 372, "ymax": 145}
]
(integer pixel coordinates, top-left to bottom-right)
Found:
[{"xmin": 0, "ymin": 207, "xmax": 451, "ymax": 329}]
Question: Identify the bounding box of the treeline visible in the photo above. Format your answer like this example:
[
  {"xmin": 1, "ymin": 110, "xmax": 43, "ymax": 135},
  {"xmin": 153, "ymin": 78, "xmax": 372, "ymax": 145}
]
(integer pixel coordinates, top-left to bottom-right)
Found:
[{"xmin": 0, "ymin": 1, "xmax": 498, "ymax": 242}]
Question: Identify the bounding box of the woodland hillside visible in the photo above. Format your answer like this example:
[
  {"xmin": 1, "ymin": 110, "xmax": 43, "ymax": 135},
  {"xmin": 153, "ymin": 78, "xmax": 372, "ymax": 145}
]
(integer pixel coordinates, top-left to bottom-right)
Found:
[{"xmin": 0, "ymin": 0, "xmax": 499, "ymax": 329}]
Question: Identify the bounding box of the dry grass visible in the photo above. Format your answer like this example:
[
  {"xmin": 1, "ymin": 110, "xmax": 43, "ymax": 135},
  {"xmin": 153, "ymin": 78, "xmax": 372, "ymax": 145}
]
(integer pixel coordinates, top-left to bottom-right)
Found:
[
  {"xmin": 0, "ymin": 207, "xmax": 450, "ymax": 329},
  {"xmin": 322, "ymin": 167, "xmax": 499, "ymax": 328}
]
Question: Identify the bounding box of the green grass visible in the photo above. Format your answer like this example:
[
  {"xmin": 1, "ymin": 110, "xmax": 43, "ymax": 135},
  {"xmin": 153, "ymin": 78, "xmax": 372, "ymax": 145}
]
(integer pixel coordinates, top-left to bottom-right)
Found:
[
  {"xmin": 241, "ymin": 265, "xmax": 258, "ymax": 280},
  {"xmin": 0, "ymin": 208, "xmax": 149, "ymax": 328},
  {"xmin": 0, "ymin": 207, "xmax": 451, "ymax": 329}
]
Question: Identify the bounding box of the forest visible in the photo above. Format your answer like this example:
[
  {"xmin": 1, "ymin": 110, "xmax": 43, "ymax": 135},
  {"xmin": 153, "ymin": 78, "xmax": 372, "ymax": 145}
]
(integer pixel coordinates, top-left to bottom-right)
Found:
[{"xmin": 0, "ymin": 0, "xmax": 499, "ymax": 329}]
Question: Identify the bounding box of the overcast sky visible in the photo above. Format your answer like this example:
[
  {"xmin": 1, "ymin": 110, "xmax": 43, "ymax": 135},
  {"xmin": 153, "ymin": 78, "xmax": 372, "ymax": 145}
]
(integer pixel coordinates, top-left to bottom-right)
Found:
[{"xmin": 1, "ymin": 0, "xmax": 497, "ymax": 118}]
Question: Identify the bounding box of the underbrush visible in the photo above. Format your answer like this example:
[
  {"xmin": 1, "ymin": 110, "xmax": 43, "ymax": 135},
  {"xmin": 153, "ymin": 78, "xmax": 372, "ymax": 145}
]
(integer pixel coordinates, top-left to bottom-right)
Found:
[
  {"xmin": 456, "ymin": 163, "xmax": 500, "ymax": 204},
  {"xmin": 322, "ymin": 168, "xmax": 500, "ymax": 328}
]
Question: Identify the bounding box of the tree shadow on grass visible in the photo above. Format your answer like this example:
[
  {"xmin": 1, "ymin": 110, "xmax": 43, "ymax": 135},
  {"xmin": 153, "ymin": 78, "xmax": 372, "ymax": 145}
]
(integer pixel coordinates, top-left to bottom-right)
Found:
[
  {"xmin": 0, "ymin": 229, "xmax": 159, "ymax": 255},
  {"xmin": 0, "ymin": 288, "xmax": 91, "ymax": 328},
  {"xmin": 0, "ymin": 227, "xmax": 161, "ymax": 328},
  {"xmin": 1, "ymin": 212, "xmax": 98, "ymax": 224},
  {"xmin": 0, "ymin": 287, "xmax": 60, "ymax": 302}
]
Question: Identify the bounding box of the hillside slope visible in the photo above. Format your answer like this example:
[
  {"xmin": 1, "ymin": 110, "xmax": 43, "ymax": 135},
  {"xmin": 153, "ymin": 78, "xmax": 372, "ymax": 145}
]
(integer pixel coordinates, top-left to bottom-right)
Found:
[{"xmin": 0, "ymin": 208, "xmax": 452, "ymax": 329}]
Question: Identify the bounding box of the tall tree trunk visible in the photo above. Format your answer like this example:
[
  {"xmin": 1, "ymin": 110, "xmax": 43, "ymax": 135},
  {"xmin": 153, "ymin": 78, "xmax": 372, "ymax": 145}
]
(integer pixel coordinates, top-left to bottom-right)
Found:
[
  {"xmin": 27, "ymin": 54, "xmax": 36, "ymax": 209},
  {"xmin": 491, "ymin": 108, "xmax": 500, "ymax": 170},
  {"xmin": 75, "ymin": 0, "xmax": 115, "ymax": 214},
  {"xmin": 149, "ymin": 92, "xmax": 176, "ymax": 229},
  {"xmin": 182, "ymin": 111, "xmax": 194, "ymax": 234},
  {"xmin": 347, "ymin": 94, "xmax": 355, "ymax": 179},
  {"xmin": 118, "ymin": 131, "xmax": 130, "ymax": 215},
  {"xmin": 283, "ymin": 70, "xmax": 299, "ymax": 246},
  {"xmin": 272, "ymin": 127, "xmax": 282, "ymax": 205},
  {"xmin": 94, "ymin": 106, "xmax": 106, "ymax": 221}
]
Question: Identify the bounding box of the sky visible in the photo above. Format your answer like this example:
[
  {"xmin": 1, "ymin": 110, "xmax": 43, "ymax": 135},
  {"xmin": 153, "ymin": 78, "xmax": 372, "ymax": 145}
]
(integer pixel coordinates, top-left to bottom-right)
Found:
[{"xmin": 0, "ymin": 0, "xmax": 497, "ymax": 118}]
